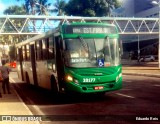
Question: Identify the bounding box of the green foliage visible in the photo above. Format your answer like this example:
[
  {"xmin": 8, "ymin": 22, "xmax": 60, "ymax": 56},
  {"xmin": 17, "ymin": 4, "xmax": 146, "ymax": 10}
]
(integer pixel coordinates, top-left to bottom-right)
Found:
[
  {"xmin": 2, "ymin": 4, "xmax": 29, "ymax": 59},
  {"xmin": 64, "ymin": 0, "xmax": 120, "ymax": 17},
  {"xmin": 2, "ymin": 5, "xmax": 28, "ymax": 44},
  {"xmin": 14, "ymin": 0, "xmax": 121, "ymax": 16},
  {"xmin": 3, "ymin": 5, "xmax": 26, "ymax": 15},
  {"xmin": 16, "ymin": 0, "xmax": 52, "ymax": 15},
  {"xmin": 52, "ymin": 0, "xmax": 66, "ymax": 16},
  {"xmin": 35, "ymin": 0, "xmax": 52, "ymax": 15}
]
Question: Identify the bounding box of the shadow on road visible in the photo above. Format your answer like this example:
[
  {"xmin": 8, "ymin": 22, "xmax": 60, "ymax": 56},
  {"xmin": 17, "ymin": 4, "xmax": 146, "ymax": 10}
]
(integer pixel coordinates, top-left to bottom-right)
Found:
[{"xmin": 12, "ymin": 83, "xmax": 112, "ymax": 105}]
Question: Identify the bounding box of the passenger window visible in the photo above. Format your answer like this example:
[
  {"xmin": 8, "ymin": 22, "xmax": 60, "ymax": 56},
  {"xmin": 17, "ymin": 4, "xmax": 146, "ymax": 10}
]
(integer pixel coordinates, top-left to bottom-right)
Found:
[
  {"xmin": 26, "ymin": 45, "xmax": 30, "ymax": 61},
  {"xmin": 48, "ymin": 37, "xmax": 54, "ymax": 59},
  {"xmin": 36, "ymin": 40, "xmax": 42, "ymax": 60}
]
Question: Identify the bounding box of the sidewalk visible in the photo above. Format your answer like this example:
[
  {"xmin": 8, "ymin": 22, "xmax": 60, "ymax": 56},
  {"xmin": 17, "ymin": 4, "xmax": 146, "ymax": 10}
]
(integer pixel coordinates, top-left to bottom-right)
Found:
[
  {"xmin": 0, "ymin": 72, "xmax": 39, "ymax": 124},
  {"xmin": 122, "ymin": 59, "xmax": 160, "ymax": 78}
]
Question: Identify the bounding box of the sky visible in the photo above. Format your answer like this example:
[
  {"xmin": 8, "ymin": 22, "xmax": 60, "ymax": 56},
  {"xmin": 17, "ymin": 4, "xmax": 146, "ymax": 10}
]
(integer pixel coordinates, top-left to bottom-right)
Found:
[
  {"xmin": 0, "ymin": 0, "xmax": 23, "ymax": 15},
  {"xmin": 0, "ymin": 0, "xmax": 68, "ymax": 15}
]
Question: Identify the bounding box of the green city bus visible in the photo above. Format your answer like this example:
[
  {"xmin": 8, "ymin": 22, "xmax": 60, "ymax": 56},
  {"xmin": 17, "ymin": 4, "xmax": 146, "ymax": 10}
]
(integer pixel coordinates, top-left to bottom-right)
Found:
[{"xmin": 16, "ymin": 22, "xmax": 122, "ymax": 95}]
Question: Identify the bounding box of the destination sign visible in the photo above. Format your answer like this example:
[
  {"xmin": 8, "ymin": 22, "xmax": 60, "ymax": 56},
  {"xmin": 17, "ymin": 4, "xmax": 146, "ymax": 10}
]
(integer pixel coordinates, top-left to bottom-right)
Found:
[
  {"xmin": 65, "ymin": 25, "xmax": 116, "ymax": 34},
  {"xmin": 73, "ymin": 27, "xmax": 111, "ymax": 34}
]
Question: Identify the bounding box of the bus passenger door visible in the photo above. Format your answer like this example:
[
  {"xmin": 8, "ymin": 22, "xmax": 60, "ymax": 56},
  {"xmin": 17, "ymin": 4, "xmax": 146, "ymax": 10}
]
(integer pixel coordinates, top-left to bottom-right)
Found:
[
  {"xmin": 18, "ymin": 48, "xmax": 24, "ymax": 81},
  {"xmin": 30, "ymin": 45, "xmax": 38, "ymax": 86},
  {"xmin": 55, "ymin": 36, "xmax": 64, "ymax": 91}
]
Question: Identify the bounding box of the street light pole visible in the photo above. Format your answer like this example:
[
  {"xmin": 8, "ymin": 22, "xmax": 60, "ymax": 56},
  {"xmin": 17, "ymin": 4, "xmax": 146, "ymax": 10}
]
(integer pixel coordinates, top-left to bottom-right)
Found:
[{"xmin": 152, "ymin": 0, "xmax": 160, "ymax": 68}]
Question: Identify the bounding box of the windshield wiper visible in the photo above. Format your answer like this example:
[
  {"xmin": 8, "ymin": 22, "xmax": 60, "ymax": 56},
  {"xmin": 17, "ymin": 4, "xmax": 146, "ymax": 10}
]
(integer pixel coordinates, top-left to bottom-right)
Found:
[
  {"xmin": 102, "ymin": 36, "xmax": 108, "ymax": 60},
  {"xmin": 78, "ymin": 36, "xmax": 89, "ymax": 53},
  {"xmin": 93, "ymin": 38, "xmax": 97, "ymax": 60}
]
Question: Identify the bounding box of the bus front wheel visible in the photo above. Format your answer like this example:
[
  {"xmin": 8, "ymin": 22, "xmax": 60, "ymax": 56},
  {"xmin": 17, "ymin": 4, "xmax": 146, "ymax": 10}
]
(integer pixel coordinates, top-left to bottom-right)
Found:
[{"xmin": 51, "ymin": 76, "xmax": 58, "ymax": 94}]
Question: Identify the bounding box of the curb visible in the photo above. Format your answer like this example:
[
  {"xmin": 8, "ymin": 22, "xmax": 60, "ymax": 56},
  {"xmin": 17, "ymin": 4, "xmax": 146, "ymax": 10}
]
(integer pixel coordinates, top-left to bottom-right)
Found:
[{"xmin": 123, "ymin": 73, "xmax": 160, "ymax": 78}]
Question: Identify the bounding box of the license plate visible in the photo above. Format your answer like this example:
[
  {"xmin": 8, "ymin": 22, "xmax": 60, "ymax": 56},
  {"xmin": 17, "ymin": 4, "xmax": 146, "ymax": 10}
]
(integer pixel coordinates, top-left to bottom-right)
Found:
[{"xmin": 94, "ymin": 86, "xmax": 104, "ymax": 90}]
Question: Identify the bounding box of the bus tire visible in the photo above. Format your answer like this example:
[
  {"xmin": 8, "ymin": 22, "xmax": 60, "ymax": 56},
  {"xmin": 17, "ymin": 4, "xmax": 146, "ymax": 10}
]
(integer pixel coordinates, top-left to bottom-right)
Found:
[
  {"xmin": 50, "ymin": 76, "xmax": 58, "ymax": 94},
  {"xmin": 25, "ymin": 72, "xmax": 30, "ymax": 84}
]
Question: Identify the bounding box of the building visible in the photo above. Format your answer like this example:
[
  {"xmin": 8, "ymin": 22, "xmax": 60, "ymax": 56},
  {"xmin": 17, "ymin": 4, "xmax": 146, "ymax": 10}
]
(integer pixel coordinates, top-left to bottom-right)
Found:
[
  {"xmin": 112, "ymin": 0, "xmax": 158, "ymax": 17},
  {"xmin": 112, "ymin": 0, "xmax": 159, "ymax": 59}
]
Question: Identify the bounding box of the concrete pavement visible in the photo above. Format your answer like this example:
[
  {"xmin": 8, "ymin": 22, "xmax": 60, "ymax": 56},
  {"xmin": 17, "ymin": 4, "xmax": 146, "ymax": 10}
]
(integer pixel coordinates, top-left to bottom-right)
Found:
[
  {"xmin": 0, "ymin": 72, "xmax": 40, "ymax": 124},
  {"xmin": 122, "ymin": 59, "xmax": 160, "ymax": 78},
  {"xmin": 0, "ymin": 61, "xmax": 160, "ymax": 123}
]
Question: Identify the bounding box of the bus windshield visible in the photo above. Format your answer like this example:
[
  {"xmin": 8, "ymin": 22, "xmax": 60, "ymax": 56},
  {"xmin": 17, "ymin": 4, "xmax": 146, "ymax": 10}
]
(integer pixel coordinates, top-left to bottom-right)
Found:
[{"xmin": 64, "ymin": 38, "xmax": 120, "ymax": 68}]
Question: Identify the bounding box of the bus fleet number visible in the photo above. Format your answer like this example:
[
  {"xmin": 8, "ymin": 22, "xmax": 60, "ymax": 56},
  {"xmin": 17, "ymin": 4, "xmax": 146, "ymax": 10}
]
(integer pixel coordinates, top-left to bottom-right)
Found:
[{"xmin": 83, "ymin": 78, "xmax": 96, "ymax": 83}]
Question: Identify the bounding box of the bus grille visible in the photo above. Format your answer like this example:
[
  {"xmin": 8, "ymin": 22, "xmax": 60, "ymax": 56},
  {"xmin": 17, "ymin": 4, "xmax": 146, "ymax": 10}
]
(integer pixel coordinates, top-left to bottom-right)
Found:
[
  {"xmin": 81, "ymin": 80, "xmax": 115, "ymax": 85},
  {"xmin": 80, "ymin": 73, "xmax": 105, "ymax": 76}
]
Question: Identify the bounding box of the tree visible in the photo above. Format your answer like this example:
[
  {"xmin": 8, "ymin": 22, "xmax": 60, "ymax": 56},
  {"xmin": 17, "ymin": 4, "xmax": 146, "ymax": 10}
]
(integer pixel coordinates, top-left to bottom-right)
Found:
[
  {"xmin": 16, "ymin": 0, "xmax": 51, "ymax": 32},
  {"xmin": 52, "ymin": 0, "xmax": 66, "ymax": 16},
  {"xmin": 2, "ymin": 5, "xmax": 28, "ymax": 60},
  {"xmin": 16, "ymin": 0, "xmax": 52, "ymax": 15},
  {"xmin": 105, "ymin": 0, "xmax": 121, "ymax": 16},
  {"xmin": 3, "ymin": 5, "xmax": 28, "ymax": 39},
  {"xmin": 2, "ymin": 5, "xmax": 27, "ymax": 45},
  {"xmin": 23, "ymin": 0, "xmax": 36, "ymax": 15},
  {"xmin": 65, "ymin": 0, "xmax": 120, "ymax": 17},
  {"xmin": 3, "ymin": 5, "xmax": 26, "ymax": 15},
  {"xmin": 35, "ymin": 0, "xmax": 52, "ymax": 15}
]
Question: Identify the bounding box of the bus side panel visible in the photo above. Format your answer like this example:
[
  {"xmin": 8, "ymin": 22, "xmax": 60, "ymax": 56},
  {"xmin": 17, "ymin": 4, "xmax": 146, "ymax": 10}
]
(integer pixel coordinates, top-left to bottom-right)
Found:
[
  {"xmin": 36, "ymin": 61, "xmax": 51, "ymax": 89},
  {"xmin": 23, "ymin": 61, "xmax": 34, "ymax": 84}
]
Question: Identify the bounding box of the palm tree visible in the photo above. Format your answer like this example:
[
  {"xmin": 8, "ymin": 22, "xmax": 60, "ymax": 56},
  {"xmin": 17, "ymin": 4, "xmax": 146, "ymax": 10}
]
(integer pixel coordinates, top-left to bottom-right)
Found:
[
  {"xmin": 16, "ymin": 0, "xmax": 52, "ymax": 15},
  {"xmin": 16, "ymin": 0, "xmax": 36, "ymax": 15},
  {"xmin": 35, "ymin": 0, "xmax": 52, "ymax": 15},
  {"xmin": 105, "ymin": 0, "xmax": 121, "ymax": 16},
  {"xmin": 52, "ymin": 0, "xmax": 66, "ymax": 16},
  {"xmin": 106, "ymin": 0, "xmax": 122, "ymax": 16}
]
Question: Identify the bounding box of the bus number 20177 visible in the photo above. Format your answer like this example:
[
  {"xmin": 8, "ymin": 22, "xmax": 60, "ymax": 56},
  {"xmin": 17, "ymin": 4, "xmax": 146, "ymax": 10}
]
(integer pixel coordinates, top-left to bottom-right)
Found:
[{"xmin": 83, "ymin": 78, "xmax": 96, "ymax": 83}]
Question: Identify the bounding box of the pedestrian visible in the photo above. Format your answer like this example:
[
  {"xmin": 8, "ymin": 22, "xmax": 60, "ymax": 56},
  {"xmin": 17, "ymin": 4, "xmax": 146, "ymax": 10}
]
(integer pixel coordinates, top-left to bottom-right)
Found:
[
  {"xmin": 0, "ymin": 87, "xmax": 2, "ymax": 97},
  {"xmin": 0, "ymin": 71, "xmax": 3, "ymax": 97},
  {"xmin": 0, "ymin": 60, "xmax": 12, "ymax": 94}
]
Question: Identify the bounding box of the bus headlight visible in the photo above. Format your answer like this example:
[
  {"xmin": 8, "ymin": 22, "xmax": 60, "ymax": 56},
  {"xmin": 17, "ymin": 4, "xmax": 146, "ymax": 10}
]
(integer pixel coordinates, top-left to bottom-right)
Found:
[
  {"xmin": 116, "ymin": 73, "xmax": 122, "ymax": 82},
  {"xmin": 65, "ymin": 75, "xmax": 79, "ymax": 84},
  {"xmin": 66, "ymin": 75, "xmax": 73, "ymax": 82}
]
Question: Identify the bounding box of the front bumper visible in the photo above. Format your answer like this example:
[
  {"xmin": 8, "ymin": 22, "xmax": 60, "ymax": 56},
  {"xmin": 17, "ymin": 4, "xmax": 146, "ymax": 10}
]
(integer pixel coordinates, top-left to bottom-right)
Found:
[{"xmin": 65, "ymin": 77, "xmax": 122, "ymax": 93}]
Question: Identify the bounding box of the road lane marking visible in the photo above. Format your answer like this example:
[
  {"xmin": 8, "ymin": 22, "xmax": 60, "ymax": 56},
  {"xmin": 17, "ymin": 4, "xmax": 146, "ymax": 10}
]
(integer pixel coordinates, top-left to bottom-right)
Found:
[
  {"xmin": 115, "ymin": 93, "xmax": 135, "ymax": 98},
  {"xmin": 121, "ymin": 88, "xmax": 132, "ymax": 91},
  {"xmin": 124, "ymin": 81, "xmax": 132, "ymax": 83},
  {"xmin": 154, "ymin": 85, "xmax": 160, "ymax": 87}
]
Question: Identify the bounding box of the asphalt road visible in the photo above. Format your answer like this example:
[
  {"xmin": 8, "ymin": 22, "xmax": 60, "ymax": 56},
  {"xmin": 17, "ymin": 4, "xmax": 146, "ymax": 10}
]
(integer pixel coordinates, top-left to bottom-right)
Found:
[{"xmin": 12, "ymin": 75, "xmax": 160, "ymax": 124}]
